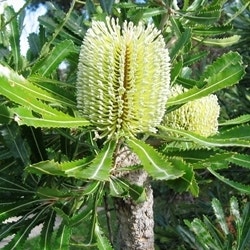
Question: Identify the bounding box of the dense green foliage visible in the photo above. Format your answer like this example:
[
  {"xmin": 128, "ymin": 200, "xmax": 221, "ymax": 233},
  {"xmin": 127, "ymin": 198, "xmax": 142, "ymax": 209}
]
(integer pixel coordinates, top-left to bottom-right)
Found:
[{"xmin": 0, "ymin": 0, "xmax": 249, "ymax": 249}]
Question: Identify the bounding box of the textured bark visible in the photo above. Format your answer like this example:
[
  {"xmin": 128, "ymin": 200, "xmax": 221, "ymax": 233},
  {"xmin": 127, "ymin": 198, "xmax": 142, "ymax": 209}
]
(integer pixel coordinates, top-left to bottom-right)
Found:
[{"xmin": 114, "ymin": 147, "xmax": 154, "ymax": 250}]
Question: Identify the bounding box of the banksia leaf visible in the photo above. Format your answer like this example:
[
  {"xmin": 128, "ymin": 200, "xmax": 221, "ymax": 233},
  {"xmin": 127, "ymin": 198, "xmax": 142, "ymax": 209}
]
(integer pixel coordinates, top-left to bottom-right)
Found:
[
  {"xmin": 164, "ymin": 85, "xmax": 220, "ymax": 137},
  {"xmin": 126, "ymin": 137, "xmax": 184, "ymax": 180},
  {"xmin": 77, "ymin": 17, "xmax": 171, "ymax": 140}
]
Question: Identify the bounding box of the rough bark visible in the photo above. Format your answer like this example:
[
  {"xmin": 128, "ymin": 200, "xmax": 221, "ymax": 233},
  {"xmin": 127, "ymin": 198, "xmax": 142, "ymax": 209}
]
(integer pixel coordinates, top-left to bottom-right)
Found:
[{"xmin": 114, "ymin": 147, "xmax": 154, "ymax": 250}]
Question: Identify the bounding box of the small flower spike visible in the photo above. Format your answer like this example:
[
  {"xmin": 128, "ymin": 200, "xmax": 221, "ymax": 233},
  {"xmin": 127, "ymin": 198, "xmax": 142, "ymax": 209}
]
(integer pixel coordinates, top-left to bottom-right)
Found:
[{"xmin": 164, "ymin": 85, "xmax": 220, "ymax": 137}]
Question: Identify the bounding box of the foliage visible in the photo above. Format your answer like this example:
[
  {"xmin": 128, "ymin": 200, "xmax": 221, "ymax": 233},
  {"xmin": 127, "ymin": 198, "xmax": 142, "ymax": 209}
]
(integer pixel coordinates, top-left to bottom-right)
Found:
[
  {"xmin": 182, "ymin": 196, "xmax": 250, "ymax": 250},
  {"xmin": 0, "ymin": 0, "xmax": 249, "ymax": 249}
]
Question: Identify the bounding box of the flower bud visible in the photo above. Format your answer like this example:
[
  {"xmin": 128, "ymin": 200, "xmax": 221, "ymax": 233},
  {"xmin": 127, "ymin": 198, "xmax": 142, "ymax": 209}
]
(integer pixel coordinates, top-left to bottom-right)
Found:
[{"xmin": 76, "ymin": 17, "xmax": 170, "ymax": 139}]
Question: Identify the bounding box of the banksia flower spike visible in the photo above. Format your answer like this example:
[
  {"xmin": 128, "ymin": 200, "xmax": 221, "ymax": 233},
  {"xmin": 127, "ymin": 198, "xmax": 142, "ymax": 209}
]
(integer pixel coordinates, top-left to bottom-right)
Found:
[
  {"xmin": 163, "ymin": 85, "xmax": 220, "ymax": 137},
  {"xmin": 77, "ymin": 17, "xmax": 171, "ymax": 140}
]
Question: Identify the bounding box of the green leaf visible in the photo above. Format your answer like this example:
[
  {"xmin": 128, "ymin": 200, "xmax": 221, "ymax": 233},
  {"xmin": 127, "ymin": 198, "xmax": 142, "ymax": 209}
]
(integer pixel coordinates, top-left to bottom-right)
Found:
[
  {"xmin": 219, "ymin": 114, "xmax": 250, "ymax": 126},
  {"xmin": 12, "ymin": 106, "xmax": 90, "ymax": 128},
  {"xmin": 193, "ymin": 35, "xmax": 241, "ymax": 47},
  {"xmin": 79, "ymin": 140, "xmax": 116, "ymax": 181},
  {"xmin": 212, "ymin": 125, "xmax": 250, "ymax": 140},
  {"xmin": 28, "ymin": 76, "xmax": 76, "ymax": 107},
  {"xmin": 187, "ymin": 218, "xmax": 219, "ymax": 249},
  {"xmin": 54, "ymin": 223, "xmax": 72, "ymax": 250},
  {"xmin": 95, "ymin": 222, "xmax": 113, "ymax": 250},
  {"xmin": 166, "ymin": 157, "xmax": 199, "ymax": 196},
  {"xmin": 31, "ymin": 141, "xmax": 116, "ymax": 181},
  {"xmin": 171, "ymin": 59, "xmax": 183, "ymax": 84},
  {"xmin": 211, "ymin": 198, "xmax": 229, "ymax": 235},
  {"xmin": 167, "ymin": 52, "xmax": 245, "ymax": 106},
  {"xmin": 183, "ymin": 51, "xmax": 208, "ymax": 66},
  {"xmin": 0, "ymin": 104, "xmax": 11, "ymax": 124},
  {"xmin": 193, "ymin": 25, "xmax": 233, "ymax": 36},
  {"xmin": 227, "ymin": 154, "xmax": 250, "ymax": 169},
  {"xmin": 169, "ymin": 28, "xmax": 191, "ymax": 60},
  {"xmin": 5, "ymin": 6, "xmax": 22, "ymax": 71},
  {"xmin": 26, "ymin": 160, "xmax": 67, "ymax": 176},
  {"xmin": 229, "ymin": 196, "xmax": 241, "ymax": 227},
  {"xmin": 183, "ymin": 9, "xmax": 221, "ymax": 25},
  {"xmin": 40, "ymin": 210, "xmax": 56, "ymax": 250},
  {"xmin": 208, "ymin": 168, "xmax": 250, "ymax": 194},
  {"xmin": 126, "ymin": 137, "xmax": 184, "ymax": 180},
  {"xmin": 0, "ymin": 123, "xmax": 30, "ymax": 165},
  {"xmin": 2, "ymin": 209, "xmax": 46, "ymax": 250},
  {"xmin": 0, "ymin": 66, "xmax": 65, "ymax": 115},
  {"xmin": 99, "ymin": 0, "xmax": 115, "ymax": 15},
  {"xmin": 28, "ymin": 32, "xmax": 42, "ymax": 58},
  {"xmin": 192, "ymin": 152, "xmax": 233, "ymax": 170},
  {"xmin": 109, "ymin": 177, "xmax": 146, "ymax": 203},
  {"xmin": 159, "ymin": 125, "xmax": 250, "ymax": 148},
  {"xmin": 34, "ymin": 40, "xmax": 77, "ymax": 76},
  {"xmin": 0, "ymin": 65, "xmax": 90, "ymax": 128},
  {"xmin": 0, "ymin": 199, "xmax": 40, "ymax": 223}
]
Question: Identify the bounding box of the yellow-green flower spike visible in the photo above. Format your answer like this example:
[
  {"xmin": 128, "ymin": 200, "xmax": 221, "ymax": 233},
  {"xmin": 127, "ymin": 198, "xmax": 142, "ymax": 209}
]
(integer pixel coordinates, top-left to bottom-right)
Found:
[
  {"xmin": 76, "ymin": 17, "xmax": 171, "ymax": 140},
  {"xmin": 164, "ymin": 85, "xmax": 220, "ymax": 137}
]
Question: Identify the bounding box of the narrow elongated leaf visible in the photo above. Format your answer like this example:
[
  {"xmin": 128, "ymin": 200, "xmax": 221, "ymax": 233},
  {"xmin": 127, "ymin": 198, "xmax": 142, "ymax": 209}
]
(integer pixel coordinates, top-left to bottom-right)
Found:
[
  {"xmin": 170, "ymin": 28, "xmax": 191, "ymax": 60},
  {"xmin": 28, "ymin": 76, "xmax": 76, "ymax": 107},
  {"xmin": 99, "ymin": 0, "xmax": 115, "ymax": 14},
  {"xmin": 5, "ymin": 7, "xmax": 21, "ymax": 71},
  {"xmin": 141, "ymin": 7, "xmax": 166, "ymax": 19},
  {"xmin": 211, "ymin": 198, "xmax": 229, "ymax": 235},
  {"xmin": 171, "ymin": 60, "xmax": 183, "ymax": 84},
  {"xmin": 193, "ymin": 35, "xmax": 240, "ymax": 47},
  {"xmin": 0, "ymin": 65, "xmax": 90, "ymax": 128},
  {"xmin": 78, "ymin": 140, "xmax": 116, "ymax": 181},
  {"xmin": 183, "ymin": 51, "xmax": 207, "ymax": 66},
  {"xmin": 28, "ymin": 142, "xmax": 116, "ymax": 180},
  {"xmin": 208, "ymin": 168, "xmax": 250, "ymax": 194},
  {"xmin": 0, "ymin": 200, "xmax": 41, "ymax": 223},
  {"xmin": 193, "ymin": 25, "xmax": 232, "ymax": 36},
  {"xmin": 0, "ymin": 104, "xmax": 11, "ymax": 124},
  {"xmin": 28, "ymin": 32, "xmax": 42, "ymax": 57},
  {"xmin": 12, "ymin": 107, "xmax": 90, "ymax": 128},
  {"xmin": 188, "ymin": 218, "xmax": 219, "ymax": 249},
  {"xmin": 219, "ymin": 114, "xmax": 250, "ymax": 126},
  {"xmin": 159, "ymin": 126, "xmax": 250, "ymax": 148},
  {"xmin": 95, "ymin": 222, "xmax": 113, "ymax": 250},
  {"xmin": 2, "ymin": 209, "xmax": 46, "ymax": 250},
  {"xmin": 212, "ymin": 125, "xmax": 250, "ymax": 140},
  {"xmin": 109, "ymin": 177, "xmax": 146, "ymax": 202},
  {"xmin": 126, "ymin": 137, "xmax": 183, "ymax": 180},
  {"xmin": 227, "ymin": 154, "xmax": 250, "ymax": 169},
  {"xmin": 167, "ymin": 52, "xmax": 245, "ymax": 106},
  {"xmin": 229, "ymin": 197, "xmax": 241, "ymax": 226},
  {"xmin": 0, "ymin": 65, "xmax": 68, "ymax": 104},
  {"xmin": 166, "ymin": 157, "xmax": 198, "ymax": 196},
  {"xmin": 184, "ymin": 10, "xmax": 221, "ymax": 24},
  {"xmin": 54, "ymin": 223, "xmax": 72, "ymax": 250},
  {"xmin": 36, "ymin": 40, "xmax": 77, "ymax": 76},
  {"xmin": 0, "ymin": 65, "xmax": 67, "ymax": 116},
  {"xmin": 40, "ymin": 210, "xmax": 56, "ymax": 250},
  {"xmin": 26, "ymin": 160, "xmax": 67, "ymax": 177}
]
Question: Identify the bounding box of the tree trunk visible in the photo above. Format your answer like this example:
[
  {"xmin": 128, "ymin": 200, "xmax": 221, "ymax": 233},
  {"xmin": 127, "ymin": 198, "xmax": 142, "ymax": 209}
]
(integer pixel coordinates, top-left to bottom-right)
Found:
[{"xmin": 114, "ymin": 147, "xmax": 154, "ymax": 250}]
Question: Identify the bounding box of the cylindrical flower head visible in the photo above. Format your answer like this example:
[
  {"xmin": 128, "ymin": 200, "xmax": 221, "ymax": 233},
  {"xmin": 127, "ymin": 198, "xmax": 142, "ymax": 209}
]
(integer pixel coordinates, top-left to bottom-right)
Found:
[
  {"xmin": 163, "ymin": 85, "xmax": 220, "ymax": 137},
  {"xmin": 77, "ymin": 17, "xmax": 171, "ymax": 139}
]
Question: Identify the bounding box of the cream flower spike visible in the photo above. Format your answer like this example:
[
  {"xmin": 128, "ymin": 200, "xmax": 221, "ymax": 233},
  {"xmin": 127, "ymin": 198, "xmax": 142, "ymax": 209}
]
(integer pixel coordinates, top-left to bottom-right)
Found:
[
  {"xmin": 164, "ymin": 85, "xmax": 220, "ymax": 137},
  {"xmin": 77, "ymin": 17, "xmax": 171, "ymax": 140}
]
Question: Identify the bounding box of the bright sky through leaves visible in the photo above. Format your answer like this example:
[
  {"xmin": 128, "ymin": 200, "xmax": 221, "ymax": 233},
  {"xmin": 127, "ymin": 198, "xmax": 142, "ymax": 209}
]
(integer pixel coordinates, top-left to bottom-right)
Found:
[{"xmin": 0, "ymin": 0, "xmax": 47, "ymax": 55}]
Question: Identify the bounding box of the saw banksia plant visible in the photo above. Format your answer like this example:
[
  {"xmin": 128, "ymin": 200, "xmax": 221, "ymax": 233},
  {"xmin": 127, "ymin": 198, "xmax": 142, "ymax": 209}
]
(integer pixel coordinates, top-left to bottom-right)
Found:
[
  {"xmin": 76, "ymin": 17, "xmax": 171, "ymax": 140},
  {"xmin": 164, "ymin": 85, "xmax": 220, "ymax": 137}
]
